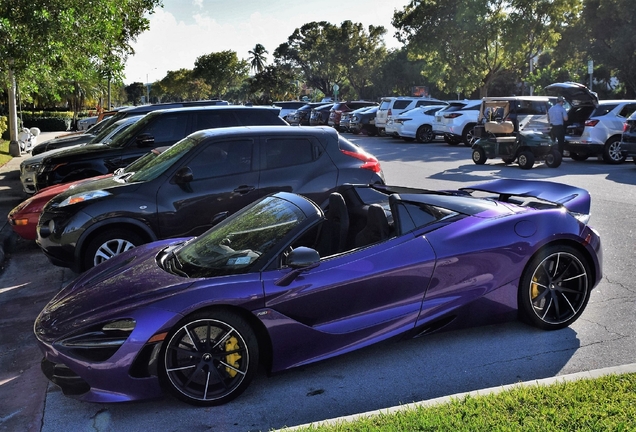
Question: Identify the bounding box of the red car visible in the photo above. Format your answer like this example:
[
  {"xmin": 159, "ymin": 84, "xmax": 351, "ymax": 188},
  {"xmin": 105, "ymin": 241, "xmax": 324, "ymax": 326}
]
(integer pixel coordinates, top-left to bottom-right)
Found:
[
  {"xmin": 8, "ymin": 175, "xmax": 110, "ymax": 240},
  {"xmin": 8, "ymin": 146, "xmax": 170, "ymax": 240}
]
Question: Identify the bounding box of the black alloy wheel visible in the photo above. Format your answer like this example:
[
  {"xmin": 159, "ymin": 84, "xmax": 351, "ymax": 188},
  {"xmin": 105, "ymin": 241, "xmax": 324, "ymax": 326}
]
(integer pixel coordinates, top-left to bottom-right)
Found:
[
  {"xmin": 416, "ymin": 125, "xmax": 434, "ymax": 143},
  {"xmin": 518, "ymin": 245, "xmax": 592, "ymax": 330},
  {"xmin": 160, "ymin": 310, "xmax": 259, "ymax": 406},
  {"xmin": 602, "ymin": 137, "xmax": 626, "ymax": 164}
]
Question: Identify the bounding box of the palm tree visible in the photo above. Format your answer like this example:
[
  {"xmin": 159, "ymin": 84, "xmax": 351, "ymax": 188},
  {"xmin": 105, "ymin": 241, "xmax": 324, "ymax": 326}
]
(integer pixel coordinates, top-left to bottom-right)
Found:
[{"xmin": 248, "ymin": 44, "xmax": 268, "ymax": 74}]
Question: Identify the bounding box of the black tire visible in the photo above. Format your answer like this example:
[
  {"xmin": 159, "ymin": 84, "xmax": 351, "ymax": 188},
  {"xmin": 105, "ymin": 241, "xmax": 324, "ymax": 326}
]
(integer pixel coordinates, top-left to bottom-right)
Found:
[
  {"xmin": 545, "ymin": 150, "xmax": 562, "ymax": 168},
  {"xmin": 83, "ymin": 229, "xmax": 143, "ymax": 270},
  {"xmin": 160, "ymin": 310, "xmax": 259, "ymax": 406},
  {"xmin": 472, "ymin": 146, "xmax": 487, "ymax": 165},
  {"xmin": 444, "ymin": 135, "xmax": 459, "ymax": 146},
  {"xmin": 518, "ymin": 151, "xmax": 535, "ymax": 169},
  {"xmin": 518, "ymin": 245, "xmax": 592, "ymax": 330},
  {"xmin": 570, "ymin": 152, "xmax": 589, "ymax": 161},
  {"xmin": 502, "ymin": 157, "xmax": 515, "ymax": 164},
  {"xmin": 416, "ymin": 125, "xmax": 434, "ymax": 143},
  {"xmin": 602, "ymin": 137, "xmax": 626, "ymax": 164},
  {"xmin": 462, "ymin": 124, "xmax": 477, "ymax": 146}
]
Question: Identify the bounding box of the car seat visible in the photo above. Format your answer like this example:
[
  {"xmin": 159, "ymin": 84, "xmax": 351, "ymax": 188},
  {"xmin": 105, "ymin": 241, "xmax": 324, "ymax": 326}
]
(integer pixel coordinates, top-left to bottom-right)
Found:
[
  {"xmin": 354, "ymin": 204, "xmax": 390, "ymax": 247},
  {"xmin": 316, "ymin": 192, "xmax": 350, "ymax": 256}
]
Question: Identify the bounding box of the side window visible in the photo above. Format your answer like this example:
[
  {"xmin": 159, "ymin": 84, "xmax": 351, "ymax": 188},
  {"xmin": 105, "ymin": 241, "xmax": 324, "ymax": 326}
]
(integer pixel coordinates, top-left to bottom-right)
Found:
[
  {"xmin": 188, "ymin": 139, "xmax": 254, "ymax": 180},
  {"xmin": 619, "ymin": 104, "xmax": 636, "ymax": 118},
  {"xmin": 414, "ymin": 100, "xmax": 429, "ymax": 107},
  {"xmin": 393, "ymin": 100, "xmax": 412, "ymax": 110},
  {"xmin": 263, "ymin": 137, "xmax": 314, "ymax": 169},
  {"xmin": 193, "ymin": 111, "xmax": 240, "ymax": 130},
  {"xmin": 143, "ymin": 113, "xmax": 189, "ymax": 145}
]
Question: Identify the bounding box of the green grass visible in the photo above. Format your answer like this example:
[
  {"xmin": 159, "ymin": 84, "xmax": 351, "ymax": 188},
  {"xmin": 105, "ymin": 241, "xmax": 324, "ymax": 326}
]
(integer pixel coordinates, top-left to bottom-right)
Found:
[{"xmin": 291, "ymin": 373, "xmax": 636, "ymax": 431}]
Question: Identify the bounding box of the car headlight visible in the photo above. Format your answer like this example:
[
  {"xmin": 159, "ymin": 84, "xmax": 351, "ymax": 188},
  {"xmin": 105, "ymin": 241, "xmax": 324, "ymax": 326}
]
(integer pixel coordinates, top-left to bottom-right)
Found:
[
  {"xmin": 57, "ymin": 190, "xmax": 111, "ymax": 207},
  {"xmin": 57, "ymin": 319, "xmax": 136, "ymax": 362},
  {"xmin": 39, "ymin": 162, "xmax": 67, "ymax": 173}
]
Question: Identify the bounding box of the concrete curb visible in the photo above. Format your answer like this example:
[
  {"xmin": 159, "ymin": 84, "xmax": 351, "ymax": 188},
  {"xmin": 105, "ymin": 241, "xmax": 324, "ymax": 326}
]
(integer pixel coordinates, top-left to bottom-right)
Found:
[{"xmin": 282, "ymin": 363, "xmax": 636, "ymax": 430}]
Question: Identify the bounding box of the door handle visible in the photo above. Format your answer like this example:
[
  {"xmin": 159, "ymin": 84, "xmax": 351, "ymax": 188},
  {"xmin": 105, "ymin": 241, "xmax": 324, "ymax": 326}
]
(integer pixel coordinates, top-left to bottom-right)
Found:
[{"xmin": 233, "ymin": 185, "xmax": 255, "ymax": 194}]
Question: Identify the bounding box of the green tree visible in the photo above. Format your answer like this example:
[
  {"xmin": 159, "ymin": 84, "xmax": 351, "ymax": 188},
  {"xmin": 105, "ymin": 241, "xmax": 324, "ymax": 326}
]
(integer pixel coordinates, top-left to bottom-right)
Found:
[
  {"xmin": 248, "ymin": 44, "xmax": 269, "ymax": 74},
  {"xmin": 248, "ymin": 64, "xmax": 299, "ymax": 102},
  {"xmin": 193, "ymin": 51, "xmax": 249, "ymax": 99},
  {"xmin": 274, "ymin": 21, "xmax": 348, "ymax": 98},
  {"xmin": 580, "ymin": 0, "xmax": 636, "ymax": 97},
  {"xmin": 0, "ymin": 0, "xmax": 161, "ymax": 138},
  {"xmin": 393, "ymin": 0, "xmax": 580, "ymax": 97}
]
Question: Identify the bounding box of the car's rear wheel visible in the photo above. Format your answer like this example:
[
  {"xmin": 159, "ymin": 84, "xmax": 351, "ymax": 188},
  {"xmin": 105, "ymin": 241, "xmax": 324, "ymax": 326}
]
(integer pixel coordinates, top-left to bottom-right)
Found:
[
  {"xmin": 602, "ymin": 137, "xmax": 626, "ymax": 164},
  {"xmin": 518, "ymin": 245, "xmax": 592, "ymax": 330},
  {"xmin": 545, "ymin": 150, "xmax": 562, "ymax": 168},
  {"xmin": 472, "ymin": 146, "xmax": 487, "ymax": 165},
  {"xmin": 160, "ymin": 310, "xmax": 259, "ymax": 406},
  {"xmin": 462, "ymin": 124, "xmax": 477, "ymax": 146},
  {"xmin": 518, "ymin": 151, "xmax": 535, "ymax": 169},
  {"xmin": 416, "ymin": 125, "xmax": 434, "ymax": 143},
  {"xmin": 84, "ymin": 229, "xmax": 143, "ymax": 270}
]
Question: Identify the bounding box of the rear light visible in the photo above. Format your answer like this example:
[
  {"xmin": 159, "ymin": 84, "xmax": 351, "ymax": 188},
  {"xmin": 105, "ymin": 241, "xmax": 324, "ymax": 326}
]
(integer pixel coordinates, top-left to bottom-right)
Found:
[
  {"xmin": 444, "ymin": 113, "xmax": 462, "ymax": 119},
  {"xmin": 585, "ymin": 119, "xmax": 599, "ymax": 127},
  {"xmin": 624, "ymin": 122, "xmax": 629, "ymax": 132},
  {"xmin": 388, "ymin": 109, "xmax": 393, "ymax": 116},
  {"xmin": 341, "ymin": 149, "xmax": 382, "ymax": 173}
]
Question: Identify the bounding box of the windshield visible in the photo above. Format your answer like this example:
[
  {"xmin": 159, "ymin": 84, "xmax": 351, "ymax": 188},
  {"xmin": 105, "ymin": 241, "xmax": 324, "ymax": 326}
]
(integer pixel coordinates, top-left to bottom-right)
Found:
[
  {"xmin": 125, "ymin": 135, "xmax": 203, "ymax": 183},
  {"xmin": 107, "ymin": 112, "xmax": 158, "ymax": 148},
  {"xmin": 174, "ymin": 196, "xmax": 306, "ymax": 278},
  {"xmin": 87, "ymin": 117, "xmax": 140, "ymax": 145}
]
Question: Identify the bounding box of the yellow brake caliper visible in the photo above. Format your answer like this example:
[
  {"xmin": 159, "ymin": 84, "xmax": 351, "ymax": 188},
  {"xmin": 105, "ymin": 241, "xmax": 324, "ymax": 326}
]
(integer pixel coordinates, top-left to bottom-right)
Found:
[
  {"xmin": 224, "ymin": 336, "xmax": 241, "ymax": 377},
  {"xmin": 531, "ymin": 276, "xmax": 540, "ymax": 300}
]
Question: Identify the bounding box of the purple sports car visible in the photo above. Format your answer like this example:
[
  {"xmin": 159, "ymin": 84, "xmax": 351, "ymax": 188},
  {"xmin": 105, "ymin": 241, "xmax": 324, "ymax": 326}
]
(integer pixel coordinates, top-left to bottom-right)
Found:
[{"xmin": 34, "ymin": 179, "xmax": 602, "ymax": 406}]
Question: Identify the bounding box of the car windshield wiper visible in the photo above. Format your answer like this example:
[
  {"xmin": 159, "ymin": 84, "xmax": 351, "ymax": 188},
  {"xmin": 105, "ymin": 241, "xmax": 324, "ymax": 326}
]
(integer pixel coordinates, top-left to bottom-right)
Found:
[{"xmin": 161, "ymin": 247, "xmax": 189, "ymax": 277}]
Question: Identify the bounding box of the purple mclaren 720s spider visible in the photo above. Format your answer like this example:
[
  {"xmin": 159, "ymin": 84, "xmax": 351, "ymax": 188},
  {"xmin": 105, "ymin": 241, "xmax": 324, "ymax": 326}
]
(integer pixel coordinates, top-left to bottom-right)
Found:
[{"xmin": 35, "ymin": 179, "xmax": 602, "ymax": 406}]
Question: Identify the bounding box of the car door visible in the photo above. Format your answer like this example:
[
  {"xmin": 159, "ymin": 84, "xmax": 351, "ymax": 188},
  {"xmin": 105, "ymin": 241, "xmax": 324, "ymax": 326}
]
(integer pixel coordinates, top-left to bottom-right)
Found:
[
  {"xmin": 154, "ymin": 136, "xmax": 262, "ymax": 239},
  {"xmin": 257, "ymin": 134, "xmax": 338, "ymax": 207},
  {"xmin": 260, "ymin": 234, "xmax": 436, "ymax": 369},
  {"xmin": 115, "ymin": 111, "xmax": 192, "ymax": 169}
]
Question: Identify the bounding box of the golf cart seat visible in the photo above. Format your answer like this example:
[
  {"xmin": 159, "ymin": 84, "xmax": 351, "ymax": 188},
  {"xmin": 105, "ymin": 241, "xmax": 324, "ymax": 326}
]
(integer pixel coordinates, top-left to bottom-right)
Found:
[{"xmin": 485, "ymin": 120, "xmax": 514, "ymax": 134}]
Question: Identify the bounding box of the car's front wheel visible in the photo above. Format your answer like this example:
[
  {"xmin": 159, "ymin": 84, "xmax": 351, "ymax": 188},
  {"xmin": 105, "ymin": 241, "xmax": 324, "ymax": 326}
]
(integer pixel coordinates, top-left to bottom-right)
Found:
[
  {"xmin": 160, "ymin": 310, "xmax": 259, "ymax": 406},
  {"xmin": 518, "ymin": 245, "xmax": 592, "ymax": 330},
  {"xmin": 602, "ymin": 137, "xmax": 626, "ymax": 164},
  {"xmin": 84, "ymin": 229, "xmax": 143, "ymax": 270},
  {"xmin": 545, "ymin": 150, "xmax": 562, "ymax": 168}
]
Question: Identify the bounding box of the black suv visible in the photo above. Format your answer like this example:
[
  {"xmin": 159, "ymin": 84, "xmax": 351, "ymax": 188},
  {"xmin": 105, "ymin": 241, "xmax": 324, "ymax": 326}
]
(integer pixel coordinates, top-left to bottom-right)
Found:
[
  {"xmin": 31, "ymin": 100, "xmax": 229, "ymax": 155},
  {"xmin": 34, "ymin": 105, "xmax": 285, "ymax": 192},
  {"xmin": 36, "ymin": 126, "xmax": 385, "ymax": 272}
]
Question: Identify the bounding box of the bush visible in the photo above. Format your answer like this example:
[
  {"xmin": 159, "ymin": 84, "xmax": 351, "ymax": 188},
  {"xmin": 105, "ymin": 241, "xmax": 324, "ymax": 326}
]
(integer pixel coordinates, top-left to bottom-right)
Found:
[
  {"xmin": 0, "ymin": 116, "xmax": 7, "ymax": 140},
  {"xmin": 21, "ymin": 112, "xmax": 73, "ymax": 131}
]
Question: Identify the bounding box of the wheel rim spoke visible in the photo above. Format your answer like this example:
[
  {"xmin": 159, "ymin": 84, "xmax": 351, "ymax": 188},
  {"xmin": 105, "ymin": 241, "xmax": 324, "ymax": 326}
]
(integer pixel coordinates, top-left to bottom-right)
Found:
[{"xmin": 530, "ymin": 251, "xmax": 588, "ymax": 325}]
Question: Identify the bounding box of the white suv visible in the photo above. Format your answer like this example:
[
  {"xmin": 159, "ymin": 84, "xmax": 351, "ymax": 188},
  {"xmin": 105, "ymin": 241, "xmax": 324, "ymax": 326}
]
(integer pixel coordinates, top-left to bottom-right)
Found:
[
  {"xmin": 434, "ymin": 100, "xmax": 482, "ymax": 146},
  {"xmin": 566, "ymin": 100, "xmax": 636, "ymax": 164},
  {"xmin": 393, "ymin": 105, "xmax": 447, "ymax": 142},
  {"xmin": 376, "ymin": 96, "xmax": 446, "ymax": 136}
]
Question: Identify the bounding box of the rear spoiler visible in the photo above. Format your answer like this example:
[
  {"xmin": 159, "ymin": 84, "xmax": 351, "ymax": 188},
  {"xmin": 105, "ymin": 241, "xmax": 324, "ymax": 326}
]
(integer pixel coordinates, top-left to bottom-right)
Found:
[{"xmin": 461, "ymin": 179, "xmax": 591, "ymax": 215}]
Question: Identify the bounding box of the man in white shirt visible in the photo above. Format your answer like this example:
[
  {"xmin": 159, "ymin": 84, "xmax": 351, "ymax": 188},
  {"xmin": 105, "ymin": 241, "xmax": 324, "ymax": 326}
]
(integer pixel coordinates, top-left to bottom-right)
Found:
[{"xmin": 548, "ymin": 96, "xmax": 568, "ymax": 154}]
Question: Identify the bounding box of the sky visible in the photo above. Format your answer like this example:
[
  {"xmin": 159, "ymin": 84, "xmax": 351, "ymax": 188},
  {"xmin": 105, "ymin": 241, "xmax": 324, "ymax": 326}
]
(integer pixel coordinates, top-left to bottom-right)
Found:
[{"xmin": 123, "ymin": 0, "xmax": 411, "ymax": 84}]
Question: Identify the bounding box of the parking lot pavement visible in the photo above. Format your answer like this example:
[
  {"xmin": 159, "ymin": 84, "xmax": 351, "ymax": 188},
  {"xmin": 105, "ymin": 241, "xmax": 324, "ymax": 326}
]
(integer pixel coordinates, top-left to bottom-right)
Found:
[{"xmin": 0, "ymin": 131, "xmax": 73, "ymax": 432}]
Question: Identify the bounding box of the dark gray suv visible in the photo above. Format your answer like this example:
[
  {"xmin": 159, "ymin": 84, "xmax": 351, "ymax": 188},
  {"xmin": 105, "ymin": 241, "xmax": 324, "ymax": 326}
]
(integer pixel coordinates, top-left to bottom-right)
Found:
[{"xmin": 37, "ymin": 126, "xmax": 385, "ymax": 272}]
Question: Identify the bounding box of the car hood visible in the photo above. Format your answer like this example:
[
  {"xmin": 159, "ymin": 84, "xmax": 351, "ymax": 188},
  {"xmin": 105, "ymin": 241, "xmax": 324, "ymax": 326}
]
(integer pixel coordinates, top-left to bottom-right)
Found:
[
  {"xmin": 36, "ymin": 239, "xmax": 193, "ymax": 339},
  {"xmin": 46, "ymin": 133, "xmax": 95, "ymax": 146},
  {"xmin": 43, "ymin": 143, "xmax": 120, "ymax": 163},
  {"xmin": 544, "ymin": 82, "xmax": 598, "ymax": 107},
  {"xmin": 47, "ymin": 175, "xmax": 134, "ymax": 206}
]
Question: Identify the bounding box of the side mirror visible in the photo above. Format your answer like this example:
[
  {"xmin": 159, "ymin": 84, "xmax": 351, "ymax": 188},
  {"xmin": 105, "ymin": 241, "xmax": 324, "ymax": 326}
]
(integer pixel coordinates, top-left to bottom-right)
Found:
[
  {"xmin": 173, "ymin": 166, "xmax": 193, "ymax": 184},
  {"xmin": 275, "ymin": 247, "xmax": 320, "ymax": 286},
  {"xmin": 135, "ymin": 133, "xmax": 155, "ymax": 147}
]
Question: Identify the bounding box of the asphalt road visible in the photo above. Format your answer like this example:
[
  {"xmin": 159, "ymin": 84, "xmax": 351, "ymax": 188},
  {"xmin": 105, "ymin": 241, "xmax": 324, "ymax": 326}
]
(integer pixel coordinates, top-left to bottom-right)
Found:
[{"xmin": 1, "ymin": 133, "xmax": 634, "ymax": 432}]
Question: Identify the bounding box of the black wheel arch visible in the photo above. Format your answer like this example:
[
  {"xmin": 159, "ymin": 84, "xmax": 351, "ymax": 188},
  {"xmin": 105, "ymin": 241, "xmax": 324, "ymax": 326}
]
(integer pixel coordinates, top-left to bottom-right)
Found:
[{"xmin": 76, "ymin": 218, "xmax": 157, "ymax": 270}]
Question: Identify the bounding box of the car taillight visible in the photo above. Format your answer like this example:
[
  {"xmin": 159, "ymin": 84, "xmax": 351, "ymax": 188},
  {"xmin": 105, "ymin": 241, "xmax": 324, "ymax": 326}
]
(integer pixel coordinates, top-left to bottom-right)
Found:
[
  {"xmin": 341, "ymin": 149, "xmax": 382, "ymax": 173},
  {"xmin": 444, "ymin": 113, "xmax": 462, "ymax": 118},
  {"xmin": 623, "ymin": 122, "xmax": 630, "ymax": 132},
  {"xmin": 585, "ymin": 119, "xmax": 599, "ymax": 127},
  {"xmin": 388, "ymin": 109, "xmax": 392, "ymax": 116}
]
